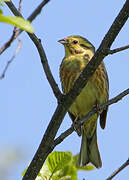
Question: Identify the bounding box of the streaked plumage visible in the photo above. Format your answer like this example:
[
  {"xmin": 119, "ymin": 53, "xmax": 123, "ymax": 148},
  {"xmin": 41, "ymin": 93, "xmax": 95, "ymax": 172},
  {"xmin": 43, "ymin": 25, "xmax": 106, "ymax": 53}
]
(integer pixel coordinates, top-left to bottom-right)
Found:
[{"xmin": 59, "ymin": 35, "xmax": 109, "ymax": 168}]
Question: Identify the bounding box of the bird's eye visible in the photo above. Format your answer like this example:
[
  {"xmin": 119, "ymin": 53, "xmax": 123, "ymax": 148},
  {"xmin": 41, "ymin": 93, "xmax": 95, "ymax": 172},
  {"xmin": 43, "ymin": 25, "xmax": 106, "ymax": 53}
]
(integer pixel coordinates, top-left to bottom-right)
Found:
[{"xmin": 72, "ymin": 40, "xmax": 78, "ymax": 44}]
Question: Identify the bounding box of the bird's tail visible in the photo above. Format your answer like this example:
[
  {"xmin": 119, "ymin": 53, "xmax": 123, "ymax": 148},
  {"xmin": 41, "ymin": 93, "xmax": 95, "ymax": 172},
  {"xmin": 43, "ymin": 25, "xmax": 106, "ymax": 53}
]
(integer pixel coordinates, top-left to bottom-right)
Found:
[{"xmin": 78, "ymin": 129, "xmax": 102, "ymax": 168}]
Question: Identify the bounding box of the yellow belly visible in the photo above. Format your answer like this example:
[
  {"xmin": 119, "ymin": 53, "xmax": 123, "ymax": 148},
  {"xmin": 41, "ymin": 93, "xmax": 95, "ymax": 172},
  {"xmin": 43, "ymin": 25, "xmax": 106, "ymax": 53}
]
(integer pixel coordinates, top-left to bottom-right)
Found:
[
  {"xmin": 69, "ymin": 81, "xmax": 97, "ymax": 118},
  {"xmin": 69, "ymin": 80, "xmax": 98, "ymax": 138}
]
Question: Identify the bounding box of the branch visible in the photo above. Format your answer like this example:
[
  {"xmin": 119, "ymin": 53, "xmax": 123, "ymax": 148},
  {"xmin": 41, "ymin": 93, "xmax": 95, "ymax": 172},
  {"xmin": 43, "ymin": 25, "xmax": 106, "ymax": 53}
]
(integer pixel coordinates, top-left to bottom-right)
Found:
[
  {"xmin": 27, "ymin": 0, "xmax": 50, "ymax": 22},
  {"xmin": 0, "ymin": 39, "xmax": 22, "ymax": 79},
  {"xmin": 0, "ymin": 28, "xmax": 19, "ymax": 55},
  {"xmin": 0, "ymin": 0, "xmax": 50, "ymax": 55},
  {"xmin": 108, "ymin": 45, "xmax": 129, "ymax": 54},
  {"xmin": 106, "ymin": 159, "xmax": 129, "ymax": 180},
  {"xmin": 7, "ymin": 0, "xmax": 51, "ymax": 22},
  {"xmin": 52, "ymin": 88, "xmax": 129, "ymax": 148},
  {"xmin": 53, "ymin": 126, "xmax": 74, "ymax": 147}
]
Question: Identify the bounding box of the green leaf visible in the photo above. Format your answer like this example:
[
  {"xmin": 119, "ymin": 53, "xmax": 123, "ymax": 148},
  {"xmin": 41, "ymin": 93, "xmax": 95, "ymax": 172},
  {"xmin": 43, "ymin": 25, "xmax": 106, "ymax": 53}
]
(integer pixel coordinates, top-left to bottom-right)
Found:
[
  {"xmin": 0, "ymin": 15, "xmax": 34, "ymax": 33},
  {"xmin": 22, "ymin": 151, "xmax": 94, "ymax": 180},
  {"xmin": 47, "ymin": 151, "xmax": 72, "ymax": 176}
]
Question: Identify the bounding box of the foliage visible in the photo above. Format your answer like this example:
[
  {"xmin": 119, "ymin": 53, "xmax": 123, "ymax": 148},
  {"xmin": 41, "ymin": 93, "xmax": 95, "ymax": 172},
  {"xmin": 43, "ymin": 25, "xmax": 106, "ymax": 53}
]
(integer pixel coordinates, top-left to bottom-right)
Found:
[{"xmin": 23, "ymin": 151, "xmax": 94, "ymax": 180}]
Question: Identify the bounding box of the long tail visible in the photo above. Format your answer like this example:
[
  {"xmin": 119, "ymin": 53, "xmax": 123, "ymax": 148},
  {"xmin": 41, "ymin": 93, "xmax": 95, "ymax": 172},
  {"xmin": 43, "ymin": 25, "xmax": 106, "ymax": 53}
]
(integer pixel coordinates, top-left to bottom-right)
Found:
[{"xmin": 78, "ymin": 129, "xmax": 102, "ymax": 168}]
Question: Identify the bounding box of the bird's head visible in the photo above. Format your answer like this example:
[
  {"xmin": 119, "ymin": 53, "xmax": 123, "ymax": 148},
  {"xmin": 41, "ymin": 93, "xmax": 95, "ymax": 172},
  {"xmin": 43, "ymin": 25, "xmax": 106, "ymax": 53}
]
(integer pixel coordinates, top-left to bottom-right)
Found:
[{"xmin": 58, "ymin": 35, "xmax": 95, "ymax": 59}]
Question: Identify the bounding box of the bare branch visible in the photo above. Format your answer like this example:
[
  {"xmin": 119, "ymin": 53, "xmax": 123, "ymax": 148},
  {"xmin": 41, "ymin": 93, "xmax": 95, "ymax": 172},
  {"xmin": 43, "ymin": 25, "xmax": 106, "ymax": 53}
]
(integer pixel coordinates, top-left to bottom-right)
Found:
[
  {"xmin": 53, "ymin": 127, "xmax": 74, "ymax": 147},
  {"xmin": 106, "ymin": 159, "xmax": 129, "ymax": 180},
  {"xmin": 0, "ymin": 28, "xmax": 19, "ymax": 55},
  {"xmin": 5, "ymin": 0, "xmax": 51, "ymax": 21},
  {"xmin": 18, "ymin": 0, "xmax": 23, "ymax": 13},
  {"xmin": 27, "ymin": 0, "xmax": 50, "ymax": 22},
  {"xmin": 108, "ymin": 45, "xmax": 129, "ymax": 54},
  {"xmin": 0, "ymin": 39, "xmax": 22, "ymax": 79}
]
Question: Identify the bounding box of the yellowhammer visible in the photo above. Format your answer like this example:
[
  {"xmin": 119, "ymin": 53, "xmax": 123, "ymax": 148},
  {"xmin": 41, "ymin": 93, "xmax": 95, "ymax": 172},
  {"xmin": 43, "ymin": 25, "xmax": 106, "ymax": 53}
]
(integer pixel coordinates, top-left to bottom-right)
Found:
[{"xmin": 59, "ymin": 35, "xmax": 109, "ymax": 168}]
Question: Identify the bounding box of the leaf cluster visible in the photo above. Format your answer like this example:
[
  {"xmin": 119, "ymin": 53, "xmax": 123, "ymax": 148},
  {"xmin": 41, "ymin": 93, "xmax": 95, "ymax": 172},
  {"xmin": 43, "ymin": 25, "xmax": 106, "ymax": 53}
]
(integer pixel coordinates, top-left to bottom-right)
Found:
[{"xmin": 23, "ymin": 151, "xmax": 94, "ymax": 180}]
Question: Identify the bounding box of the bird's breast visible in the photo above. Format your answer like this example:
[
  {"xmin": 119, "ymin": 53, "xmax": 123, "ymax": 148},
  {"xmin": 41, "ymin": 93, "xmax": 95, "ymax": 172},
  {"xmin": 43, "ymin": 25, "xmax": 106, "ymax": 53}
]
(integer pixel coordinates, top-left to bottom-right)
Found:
[{"xmin": 60, "ymin": 56, "xmax": 88, "ymax": 94}]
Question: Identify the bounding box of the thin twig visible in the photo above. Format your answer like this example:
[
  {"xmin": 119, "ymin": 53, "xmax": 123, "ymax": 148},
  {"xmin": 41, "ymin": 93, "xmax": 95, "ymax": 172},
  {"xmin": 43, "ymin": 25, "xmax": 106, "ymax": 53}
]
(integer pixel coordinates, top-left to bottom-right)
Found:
[
  {"xmin": 109, "ymin": 45, "xmax": 129, "ymax": 54},
  {"xmin": 53, "ymin": 88, "xmax": 129, "ymax": 148},
  {"xmin": 106, "ymin": 159, "xmax": 129, "ymax": 180},
  {"xmin": 53, "ymin": 126, "xmax": 74, "ymax": 147},
  {"xmin": 27, "ymin": 0, "xmax": 50, "ymax": 22},
  {"xmin": 18, "ymin": 0, "xmax": 23, "ymax": 13},
  {"xmin": 0, "ymin": 39, "xmax": 22, "ymax": 79},
  {"xmin": 0, "ymin": 28, "xmax": 18, "ymax": 55}
]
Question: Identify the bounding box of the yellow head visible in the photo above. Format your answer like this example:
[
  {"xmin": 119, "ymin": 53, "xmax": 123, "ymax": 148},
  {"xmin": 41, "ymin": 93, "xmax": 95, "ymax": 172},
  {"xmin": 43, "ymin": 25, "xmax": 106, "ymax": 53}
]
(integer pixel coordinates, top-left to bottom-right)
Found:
[{"xmin": 58, "ymin": 35, "xmax": 95, "ymax": 58}]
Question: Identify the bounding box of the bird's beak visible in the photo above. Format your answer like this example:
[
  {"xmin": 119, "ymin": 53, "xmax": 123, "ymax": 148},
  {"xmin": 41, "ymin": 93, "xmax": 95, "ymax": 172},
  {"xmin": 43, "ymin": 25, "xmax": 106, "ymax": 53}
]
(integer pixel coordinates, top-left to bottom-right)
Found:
[{"xmin": 58, "ymin": 38, "xmax": 68, "ymax": 44}]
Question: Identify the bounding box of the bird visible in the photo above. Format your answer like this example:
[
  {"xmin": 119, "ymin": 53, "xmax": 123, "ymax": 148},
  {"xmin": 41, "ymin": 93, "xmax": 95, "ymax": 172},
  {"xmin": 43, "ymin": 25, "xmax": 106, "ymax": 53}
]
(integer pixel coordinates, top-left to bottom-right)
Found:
[{"xmin": 59, "ymin": 35, "xmax": 109, "ymax": 168}]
